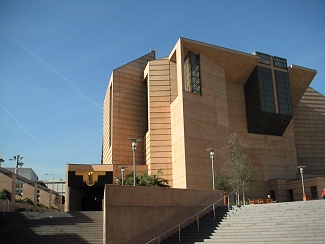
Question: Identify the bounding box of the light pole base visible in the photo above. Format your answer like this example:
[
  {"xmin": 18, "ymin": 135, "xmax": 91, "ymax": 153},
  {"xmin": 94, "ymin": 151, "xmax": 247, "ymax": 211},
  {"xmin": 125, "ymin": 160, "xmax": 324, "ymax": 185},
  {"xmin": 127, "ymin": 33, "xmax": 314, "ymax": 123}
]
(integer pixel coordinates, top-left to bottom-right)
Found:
[{"xmin": 302, "ymin": 195, "xmax": 307, "ymax": 201}]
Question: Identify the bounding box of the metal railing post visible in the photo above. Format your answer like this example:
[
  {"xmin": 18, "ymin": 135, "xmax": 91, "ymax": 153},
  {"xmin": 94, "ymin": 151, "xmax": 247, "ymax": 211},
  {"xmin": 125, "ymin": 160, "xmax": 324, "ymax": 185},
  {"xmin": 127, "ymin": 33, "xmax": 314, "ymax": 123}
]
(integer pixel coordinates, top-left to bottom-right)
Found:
[
  {"xmin": 130, "ymin": 192, "xmax": 236, "ymax": 244},
  {"xmin": 197, "ymin": 214, "xmax": 199, "ymax": 230},
  {"xmin": 178, "ymin": 225, "xmax": 181, "ymax": 243},
  {"xmin": 1, "ymin": 199, "xmax": 9, "ymax": 215}
]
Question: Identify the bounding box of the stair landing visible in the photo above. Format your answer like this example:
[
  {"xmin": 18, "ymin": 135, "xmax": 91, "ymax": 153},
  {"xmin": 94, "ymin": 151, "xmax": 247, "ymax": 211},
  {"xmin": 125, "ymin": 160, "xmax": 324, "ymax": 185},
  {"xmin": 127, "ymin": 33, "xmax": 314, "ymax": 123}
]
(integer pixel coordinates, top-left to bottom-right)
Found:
[{"xmin": 0, "ymin": 211, "xmax": 103, "ymax": 244}]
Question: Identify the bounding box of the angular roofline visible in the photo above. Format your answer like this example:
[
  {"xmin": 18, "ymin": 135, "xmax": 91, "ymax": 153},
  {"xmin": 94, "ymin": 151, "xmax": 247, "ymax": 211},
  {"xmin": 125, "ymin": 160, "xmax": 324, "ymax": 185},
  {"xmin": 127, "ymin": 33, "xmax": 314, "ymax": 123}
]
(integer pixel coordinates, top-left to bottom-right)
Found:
[
  {"xmin": 170, "ymin": 37, "xmax": 260, "ymax": 85},
  {"xmin": 179, "ymin": 37, "xmax": 255, "ymax": 57},
  {"xmin": 169, "ymin": 37, "xmax": 317, "ymax": 101},
  {"xmin": 113, "ymin": 50, "xmax": 156, "ymax": 71}
]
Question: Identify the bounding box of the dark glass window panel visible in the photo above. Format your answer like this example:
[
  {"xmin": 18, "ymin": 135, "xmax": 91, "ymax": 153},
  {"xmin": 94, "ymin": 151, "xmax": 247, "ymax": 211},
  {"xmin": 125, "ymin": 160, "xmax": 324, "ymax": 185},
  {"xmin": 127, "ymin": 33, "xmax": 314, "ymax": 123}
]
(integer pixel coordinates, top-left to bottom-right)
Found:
[
  {"xmin": 255, "ymin": 52, "xmax": 271, "ymax": 65},
  {"xmin": 245, "ymin": 66, "xmax": 292, "ymax": 136},
  {"xmin": 275, "ymin": 70, "xmax": 293, "ymax": 115},
  {"xmin": 273, "ymin": 56, "xmax": 287, "ymax": 68}
]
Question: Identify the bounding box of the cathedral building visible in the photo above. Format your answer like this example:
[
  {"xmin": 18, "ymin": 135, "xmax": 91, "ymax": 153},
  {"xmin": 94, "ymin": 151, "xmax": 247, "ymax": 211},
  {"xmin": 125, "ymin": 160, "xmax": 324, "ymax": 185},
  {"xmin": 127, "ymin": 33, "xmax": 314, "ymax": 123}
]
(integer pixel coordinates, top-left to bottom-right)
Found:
[{"xmin": 66, "ymin": 38, "xmax": 325, "ymax": 211}]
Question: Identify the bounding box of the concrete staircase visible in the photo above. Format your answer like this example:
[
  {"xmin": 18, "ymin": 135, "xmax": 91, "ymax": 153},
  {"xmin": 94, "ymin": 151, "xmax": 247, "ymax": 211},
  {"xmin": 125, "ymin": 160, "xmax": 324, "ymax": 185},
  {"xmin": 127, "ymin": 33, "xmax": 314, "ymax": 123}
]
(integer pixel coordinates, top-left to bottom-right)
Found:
[
  {"xmin": 0, "ymin": 211, "xmax": 103, "ymax": 244},
  {"xmin": 162, "ymin": 200, "xmax": 325, "ymax": 244}
]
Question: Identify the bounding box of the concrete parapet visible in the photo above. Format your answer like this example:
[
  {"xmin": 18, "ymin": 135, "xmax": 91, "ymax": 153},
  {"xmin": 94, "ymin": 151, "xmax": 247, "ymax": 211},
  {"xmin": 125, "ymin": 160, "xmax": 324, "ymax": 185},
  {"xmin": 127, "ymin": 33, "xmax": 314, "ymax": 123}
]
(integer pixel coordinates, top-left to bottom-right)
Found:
[
  {"xmin": 103, "ymin": 184, "xmax": 224, "ymax": 244},
  {"xmin": 0, "ymin": 168, "xmax": 62, "ymax": 212}
]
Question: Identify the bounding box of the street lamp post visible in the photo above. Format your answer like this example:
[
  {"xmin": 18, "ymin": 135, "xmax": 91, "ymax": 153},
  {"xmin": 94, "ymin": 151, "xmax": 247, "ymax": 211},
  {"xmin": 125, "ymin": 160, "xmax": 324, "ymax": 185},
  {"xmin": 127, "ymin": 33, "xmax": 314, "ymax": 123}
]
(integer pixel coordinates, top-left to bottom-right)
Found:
[
  {"xmin": 206, "ymin": 148, "xmax": 216, "ymax": 190},
  {"xmin": 297, "ymin": 166, "xmax": 306, "ymax": 201},
  {"xmin": 17, "ymin": 161, "xmax": 24, "ymax": 175},
  {"xmin": 0, "ymin": 158, "xmax": 5, "ymax": 167},
  {"xmin": 10, "ymin": 155, "xmax": 23, "ymax": 174},
  {"xmin": 45, "ymin": 173, "xmax": 55, "ymax": 191},
  {"xmin": 118, "ymin": 166, "xmax": 128, "ymax": 185},
  {"xmin": 128, "ymin": 138, "xmax": 142, "ymax": 186}
]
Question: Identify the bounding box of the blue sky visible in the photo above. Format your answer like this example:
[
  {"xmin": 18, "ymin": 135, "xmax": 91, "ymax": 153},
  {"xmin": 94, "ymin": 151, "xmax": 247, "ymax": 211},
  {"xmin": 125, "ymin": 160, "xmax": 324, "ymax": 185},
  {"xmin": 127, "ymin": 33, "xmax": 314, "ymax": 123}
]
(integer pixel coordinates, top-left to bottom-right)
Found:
[{"xmin": 1, "ymin": 1, "xmax": 324, "ymax": 181}]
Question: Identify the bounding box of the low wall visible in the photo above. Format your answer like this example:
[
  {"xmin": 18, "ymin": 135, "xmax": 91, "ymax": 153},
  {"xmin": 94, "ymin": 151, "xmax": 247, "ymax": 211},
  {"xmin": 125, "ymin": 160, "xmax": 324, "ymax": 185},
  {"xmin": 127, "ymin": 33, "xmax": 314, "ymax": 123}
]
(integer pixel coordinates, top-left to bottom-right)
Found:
[
  {"xmin": 0, "ymin": 199, "xmax": 11, "ymax": 212},
  {"xmin": 269, "ymin": 176, "xmax": 325, "ymax": 202},
  {"xmin": 0, "ymin": 168, "xmax": 62, "ymax": 212},
  {"xmin": 103, "ymin": 185, "xmax": 224, "ymax": 244}
]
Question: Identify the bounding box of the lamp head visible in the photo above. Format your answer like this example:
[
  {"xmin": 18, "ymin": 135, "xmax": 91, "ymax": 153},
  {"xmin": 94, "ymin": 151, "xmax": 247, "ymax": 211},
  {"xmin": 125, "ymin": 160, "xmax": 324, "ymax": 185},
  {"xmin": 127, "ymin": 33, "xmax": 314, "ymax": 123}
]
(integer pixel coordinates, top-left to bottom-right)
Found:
[
  {"xmin": 132, "ymin": 141, "xmax": 137, "ymax": 150},
  {"xmin": 206, "ymin": 148, "xmax": 215, "ymax": 159},
  {"xmin": 297, "ymin": 165, "xmax": 306, "ymax": 173},
  {"xmin": 128, "ymin": 138, "xmax": 142, "ymax": 151},
  {"xmin": 118, "ymin": 165, "xmax": 128, "ymax": 169}
]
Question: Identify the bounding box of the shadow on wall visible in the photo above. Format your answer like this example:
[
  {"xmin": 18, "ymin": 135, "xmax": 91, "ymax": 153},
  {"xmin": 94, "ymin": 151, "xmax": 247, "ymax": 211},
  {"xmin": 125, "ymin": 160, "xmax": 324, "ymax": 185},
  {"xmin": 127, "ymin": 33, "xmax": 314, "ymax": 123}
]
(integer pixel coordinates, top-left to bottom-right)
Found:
[{"xmin": 103, "ymin": 185, "xmax": 225, "ymax": 244}]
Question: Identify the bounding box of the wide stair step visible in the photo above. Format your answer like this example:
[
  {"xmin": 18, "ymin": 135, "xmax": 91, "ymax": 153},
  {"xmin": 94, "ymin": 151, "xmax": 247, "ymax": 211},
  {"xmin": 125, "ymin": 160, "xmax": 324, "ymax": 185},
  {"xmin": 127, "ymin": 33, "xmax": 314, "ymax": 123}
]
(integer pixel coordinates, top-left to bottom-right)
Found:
[
  {"xmin": 0, "ymin": 211, "xmax": 103, "ymax": 244},
  {"xmin": 161, "ymin": 200, "xmax": 325, "ymax": 243}
]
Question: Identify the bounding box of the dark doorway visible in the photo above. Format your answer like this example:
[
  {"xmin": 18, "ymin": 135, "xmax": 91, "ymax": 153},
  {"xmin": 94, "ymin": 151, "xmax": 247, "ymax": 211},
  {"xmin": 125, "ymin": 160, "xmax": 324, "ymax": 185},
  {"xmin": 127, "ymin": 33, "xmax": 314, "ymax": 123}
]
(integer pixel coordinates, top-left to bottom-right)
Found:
[
  {"xmin": 288, "ymin": 189, "xmax": 294, "ymax": 201},
  {"xmin": 81, "ymin": 187, "xmax": 104, "ymax": 211},
  {"xmin": 311, "ymin": 186, "xmax": 317, "ymax": 199},
  {"xmin": 270, "ymin": 191, "xmax": 275, "ymax": 201},
  {"xmin": 67, "ymin": 170, "xmax": 113, "ymax": 211}
]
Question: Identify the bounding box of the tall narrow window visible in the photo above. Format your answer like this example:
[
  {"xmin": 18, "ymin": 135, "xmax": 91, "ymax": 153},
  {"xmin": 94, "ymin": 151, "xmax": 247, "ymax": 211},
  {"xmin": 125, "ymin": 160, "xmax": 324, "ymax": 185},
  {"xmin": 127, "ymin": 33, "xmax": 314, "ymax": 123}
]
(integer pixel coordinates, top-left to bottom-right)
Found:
[
  {"xmin": 274, "ymin": 70, "xmax": 292, "ymax": 115},
  {"xmin": 184, "ymin": 51, "xmax": 201, "ymax": 95}
]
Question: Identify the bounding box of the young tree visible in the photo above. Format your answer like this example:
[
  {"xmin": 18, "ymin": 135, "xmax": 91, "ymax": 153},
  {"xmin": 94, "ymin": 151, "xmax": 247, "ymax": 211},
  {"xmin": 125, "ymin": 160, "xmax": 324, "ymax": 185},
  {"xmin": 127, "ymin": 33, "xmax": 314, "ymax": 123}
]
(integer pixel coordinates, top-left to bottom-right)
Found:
[
  {"xmin": 219, "ymin": 132, "xmax": 255, "ymax": 205},
  {"xmin": 214, "ymin": 170, "xmax": 232, "ymax": 193}
]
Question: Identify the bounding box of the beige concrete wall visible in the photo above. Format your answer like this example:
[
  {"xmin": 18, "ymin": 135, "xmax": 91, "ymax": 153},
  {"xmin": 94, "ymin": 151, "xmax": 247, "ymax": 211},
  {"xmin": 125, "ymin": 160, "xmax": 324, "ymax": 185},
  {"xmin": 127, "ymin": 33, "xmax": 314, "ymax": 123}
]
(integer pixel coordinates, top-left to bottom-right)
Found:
[
  {"xmin": 170, "ymin": 41, "xmax": 187, "ymax": 188},
  {"xmin": 226, "ymin": 78, "xmax": 298, "ymax": 198},
  {"xmin": 297, "ymin": 177, "xmax": 325, "ymax": 200},
  {"xmin": 0, "ymin": 173, "xmax": 14, "ymax": 196},
  {"xmin": 269, "ymin": 179, "xmax": 290, "ymax": 202},
  {"xmin": 246, "ymin": 128, "xmax": 298, "ymax": 198},
  {"xmin": 0, "ymin": 173, "xmax": 15, "ymax": 211},
  {"xmin": 182, "ymin": 54, "xmax": 229, "ymax": 190},
  {"xmin": 39, "ymin": 189, "xmax": 52, "ymax": 209},
  {"xmin": 286, "ymin": 177, "xmax": 325, "ymax": 201},
  {"xmin": 66, "ymin": 186, "xmax": 82, "ymax": 211},
  {"xmin": 293, "ymin": 87, "xmax": 325, "ymax": 174},
  {"xmin": 22, "ymin": 183, "xmax": 37, "ymax": 204},
  {"xmin": 175, "ymin": 45, "xmax": 298, "ymax": 194},
  {"xmin": 102, "ymin": 74, "xmax": 113, "ymax": 165},
  {"xmin": 0, "ymin": 169, "xmax": 59, "ymax": 212},
  {"xmin": 177, "ymin": 40, "xmax": 298, "ymax": 198},
  {"xmin": 269, "ymin": 177, "xmax": 325, "ymax": 202},
  {"xmin": 103, "ymin": 185, "xmax": 224, "ymax": 244},
  {"xmin": 145, "ymin": 58, "xmax": 173, "ymax": 185},
  {"xmin": 102, "ymin": 51, "xmax": 155, "ymax": 167}
]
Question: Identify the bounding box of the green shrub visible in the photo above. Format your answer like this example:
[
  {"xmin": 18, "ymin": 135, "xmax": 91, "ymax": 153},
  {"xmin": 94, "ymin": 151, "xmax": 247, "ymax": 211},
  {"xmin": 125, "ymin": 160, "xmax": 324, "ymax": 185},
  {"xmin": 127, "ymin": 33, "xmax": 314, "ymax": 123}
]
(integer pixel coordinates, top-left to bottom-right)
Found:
[
  {"xmin": 21, "ymin": 197, "xmax": 34, "ymax": 205},
  {"xmin": 37, "ymin": 203, "xmax": 47, "ymax": 208},
  {"xmin": 0, "ymin": 189, "xmax": 11, "ymax": 200},
  {"xmin": 124, "ymin": 170, "xmax": 169, "ymax": 187}
]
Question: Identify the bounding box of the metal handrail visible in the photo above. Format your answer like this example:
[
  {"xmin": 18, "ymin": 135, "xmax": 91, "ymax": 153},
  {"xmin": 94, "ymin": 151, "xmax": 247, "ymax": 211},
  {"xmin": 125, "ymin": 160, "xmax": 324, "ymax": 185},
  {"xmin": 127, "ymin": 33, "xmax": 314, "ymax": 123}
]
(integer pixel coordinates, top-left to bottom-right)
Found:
[
  {"xmin": 0, "ymin": 198, "xmax": 10, "ymax": 215},
  {"xmin": 128, "ymin": 191, "xmax": 234, "ymax": 244},
  {"xmin": 147, "ymin": 192, "xmax": 235, "ymax": 244}
]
